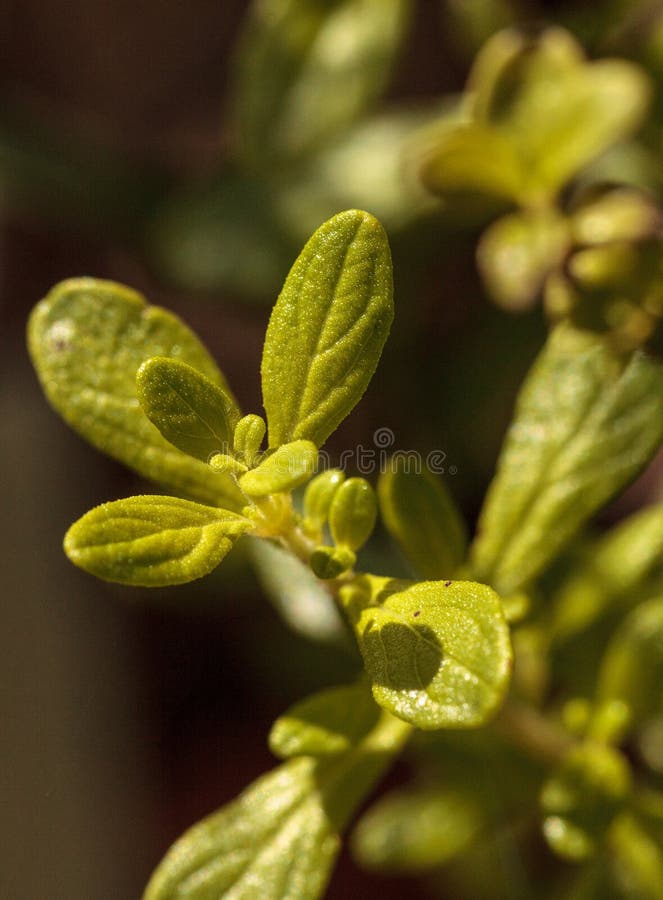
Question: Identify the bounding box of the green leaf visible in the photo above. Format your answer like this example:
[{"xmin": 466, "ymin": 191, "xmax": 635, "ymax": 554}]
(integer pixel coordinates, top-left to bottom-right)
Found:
[
  {"xmin": 472, "ymin": 27, "xmax": 651, "ymax": 201},
  {"xmin": 541, "ymin": 743, "xmax": 631, "ymax": 861},
  {"xmin": 378, "ymin": 460, "xmax": 467, "ymax": 579},
  {"xmin": 597, "ymin": 597, "xmax": 663, "ymax": 725},
  {"xmin": 351, "ymin": 785, "xmax": 483, "ymax": 872},
  {"xmin": 571, "ymin": 188, "xmax": 662, "ymax": 247},
  {"xmin": 143, "ymin": 711, "xmax": 410, "ymax": 900},
  {"xmin": 136, "ymin": 357, "xmax": 240, "ymax": 462},
  {"xmin": 328, "ymin": 477, "xmax": 377, "ymax": 551},
  {"xmin": 233, "ymin": 0, "xmax": 410, "ymax": 167},
  {"xmin": 609, "ymin": 814, "xmax": 663, "ymax": 900},
  {"xmin": 419, "ymin": 122, "xmax": 523, "ymax": 206},
  {"xmin": 239, "ymin": 440, "xmax": 318, "ymax": 497},
  {"xmin": 28, "ymin": 278, "xmax": 244, "ymax": 510},
  {"xmin": 261, "ymin": 210, "xmax": 393, "ymax": 449},
  {"xmin": 471, "ymin": 325, "xmax": 663, "ymax": 595},
  {"xmin": 340, "ymin": 577, "xmax": 512, "ymax": 729},
  {"xmin": 552, "ymin": 504, "xmax": 663, "ymax": 642},
  {"xmin": 309, "ymin": 545, "xmax": 356, "ymax": 580},
  {"xmin": 64, "ymin": 496, "xmax": 251, "ymax": 587},
  {"xmin": 303, "ymin": 469, "xmax": 345, "ymax": 531},
  {"xmin": 269, "ymin": 681, "xmax": 380, "ymax": 759},
  {"xmin": 477, "ymin": 209, "xmax": 570, "ymax": 311},
  {"xmin": 233, "ymin": 414, "xmax": 266, "ymax": 467}
]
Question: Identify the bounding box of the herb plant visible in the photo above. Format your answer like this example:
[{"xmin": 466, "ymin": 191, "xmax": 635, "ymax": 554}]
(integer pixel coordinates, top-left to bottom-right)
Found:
[{"xmin": 28, "ymin": 201, "xmax": 663, "ymax": 898}]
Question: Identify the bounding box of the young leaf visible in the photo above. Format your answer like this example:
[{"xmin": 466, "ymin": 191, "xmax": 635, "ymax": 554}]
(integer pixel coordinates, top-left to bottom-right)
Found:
[
  {"xmin": 310, "ymin": 545, "xmax": 356, "ymax": 580},
  {"xmin": 472, "ymin": 28, "xmax": 651, "ymax": 201},
  {"xmin": 477, "ymin": 209, "xmax": 569, "ymax": 311},
  {"xmin": 552, "ymin": 504, "xmax": 663, "ymax": 642},
  {"xmin": 471, "ymin": 325, "xmax": 663, "ymax": 595},
  {"xmin": 351, "ymin": 785, "xmax": 483, "ymax": 872},
  {"xmin": 609, "ymin": 814, "xmax": 663, "ymax": 900},
  {"xmin": 328, "ymin": 477, "xmax": 377, "ymax": 552},
  {"xmin": 28, "ymin": 278, "xmax": 244, "ymax": 510},
  {"xmin": 378, "ymin": 460, "xmax": 467, "ymax": 579},
  {"xmin": 269, "ymin": 681, "xmax": 380, "ymax": 759},
  {"xmin": 239, "ymin": 440, "xmax": 318, "ymax": 497},
  {"xmin": 597, "ymin": 597, "xmax": 663, "ymax": 725},
  {"xmin": 341, "ymin": 578, "xmax": 512, "ymax": 729},
  {"xmin": 64, "ymin": 496, "xmax": 251, "ymax": 587},
  {"xmin": 303, "ymin": 469, "xmax": 345, "ymax": 530},
  {"xmin": 419, "ymin": 122, "xmax": 523, "ymax": 206},
  {"xmin": 233, "ymin": 0, "xmax": 410, "ymax": 167},
  {"xmin": 261, "ymin": 209, "xmax": 393, "ymax": 448},
  {"xmin": 233, "ymin": 413, "xmax": 266, "ymax": 467},
  {"xmin": 136, "ymin": 357, "xmax": 240, "ymax": 461},
  {"xmin": 143, "ymin": 711, "xmax": 410, "ymax": 900}
]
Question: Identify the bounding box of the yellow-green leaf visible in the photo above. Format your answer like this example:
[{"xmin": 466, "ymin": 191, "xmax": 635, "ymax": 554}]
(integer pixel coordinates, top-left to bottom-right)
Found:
[
  {"xmin": 239, "ymin": 440, "xmax": 318, "ymax": 497},
  {"xmin": 477, "ymin": 208, "xmax": 570, "ymax": 311},
  {"xmin": 352, "ymin": 785, "xmax": 483, "ymax": 872},
  {"xmin": 136, "ymin": 357, "xmax": 240, "ymax": 461},
  {"xmin": 552, "ymin": 504, "xmax": 663, "ymax": 642},
  {"xmin": 64, "ymin": 496, "xmax": 251, "ymax": 587},
  {"xmin": 328, "ymin": 477, "xmax": 377, "ymax": 551},
  {"xmin": 597, "ymin": 597, "xmax": 663, "ymax": 725},
  {"xmin": 471, "ymin": 325, "xmax": 663, "ymax": 595},
  {"xmin": 378, "ymin": 460, "xmax": 467, "ymax": 579},
  {"xmin": 269, "ymin": 681, "xmax": 380, "ymax": 759},
  {"xmin": 419, "ymin": 122, "xmax": 523, "ymax": 206},
  {"xmin": 28, "ymin": 278, "xmax": 243, "ymax": 510},
  {"xmin": 261, "ymin": 209, "xmax": 393, "ymax": 448},
  {"xmin": 143, "ymin": 711, "xmax": 410, "ymax": 900},
  {"xmin": 341, "ymin": 578, "xmax": 512, "ymax": 729},
  {"xmin": 472, "ymin": 27, "xmax": 651, "ymax": 201}
]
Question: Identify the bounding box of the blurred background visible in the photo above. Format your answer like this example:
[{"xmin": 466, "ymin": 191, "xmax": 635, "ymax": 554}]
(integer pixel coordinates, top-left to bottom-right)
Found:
[{"xmin": 3, "ymin": 1, "xmax": 663, "ymax": 897}]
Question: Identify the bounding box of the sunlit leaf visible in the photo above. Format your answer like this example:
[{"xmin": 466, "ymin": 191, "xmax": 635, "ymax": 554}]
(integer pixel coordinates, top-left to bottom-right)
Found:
[
  {"xmin": 28, "ymin": 278, "xmax": 244, "ymax": 509},
  {"xmin": 328, "ymin": 477, "xmax": 377, "ymax": 551},
  {"xmin": 261, "ymin": 209, "xmax": 393, "ymax": 448},
  {"xmin": 269, "ymin": 681, "xmax": 379, "ymax": 759},
  {"xmin": 341, "ymin": 577, "xmax": 512, "ymax": 729},
  {"xmin": 136, "ymin": 357, "xmax": 240, "ymax": 461},
  {"xmin": 239, "ymin": 440, "xmax": 318, "ymax": 496},
  {"xmin": 64, "ymin": 496, "xmax": 251, "ymax": 587},
  {"xmin": 143, "ymin": 711, "xmax": 410, "ymax": 900},
  {"xmin": 471, "ymin": 325, "xmax": 663, "ymax": 595}
]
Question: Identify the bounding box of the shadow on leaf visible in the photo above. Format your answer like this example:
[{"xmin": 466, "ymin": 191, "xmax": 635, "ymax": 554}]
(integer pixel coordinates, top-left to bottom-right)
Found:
[{"xmin": 360, "ymin": 620, "xmax": 442, "ymax": 691}]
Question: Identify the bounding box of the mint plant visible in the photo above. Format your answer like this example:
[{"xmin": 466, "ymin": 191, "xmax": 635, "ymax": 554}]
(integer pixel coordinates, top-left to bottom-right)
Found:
[{"xmin": 28, "ymin": 192, "xmax": 663, "ymax": 899}]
